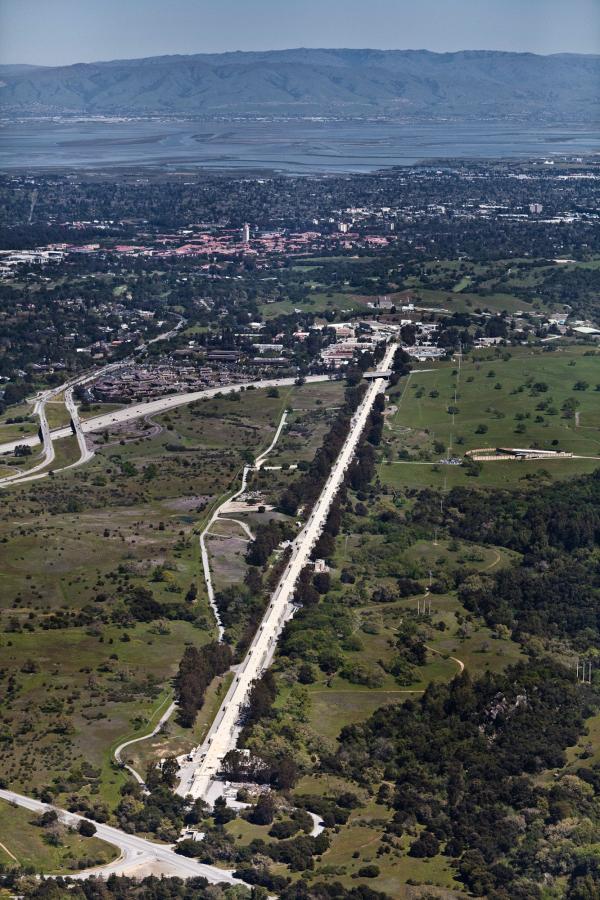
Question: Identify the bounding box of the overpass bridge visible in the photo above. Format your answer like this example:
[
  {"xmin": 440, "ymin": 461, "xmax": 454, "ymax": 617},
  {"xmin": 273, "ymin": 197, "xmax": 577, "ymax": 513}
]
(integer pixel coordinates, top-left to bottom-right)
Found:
[{"xmin": 363, "ymin": 369, "xmax": 392, "ymax": 379}]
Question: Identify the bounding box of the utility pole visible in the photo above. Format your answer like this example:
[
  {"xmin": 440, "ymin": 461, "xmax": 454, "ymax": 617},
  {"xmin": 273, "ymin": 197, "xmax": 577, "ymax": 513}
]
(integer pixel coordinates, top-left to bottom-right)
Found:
[
  {"xmin": 576, "ymin": 659, "xmax": 593, "ymax": 684},
  {"xmin": 418, "ymin": 595, "xmax": 432, "ymax": 616}
]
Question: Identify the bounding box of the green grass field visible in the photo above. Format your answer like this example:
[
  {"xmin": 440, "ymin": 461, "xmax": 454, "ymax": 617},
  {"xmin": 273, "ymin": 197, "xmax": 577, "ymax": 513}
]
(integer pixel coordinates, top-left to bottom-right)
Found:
[
  {"xmin": 0, "ymin": 411, "xmax": 37, "ymax": 444},
  {"xmin": 260, "ymin": 291, "xmax": 365, "ymax": 319},
  {"xmin": 400, "ymin": 255, "xmax": 594, "ymax": 318},
  {"xmin": 380, "ymin": 345, "xmax": 600, "ymax": 490},
  {"xmin": 127, "ymin": 671, "xmax": 234, "ymax": 777},
  {"xmin": 45, "ymin": 401, "xmax": 72, "ymax": 431},
  {"xmin": 252, "ymin": 469, "xmax": 528, "ymax": 897},
  {"xmin": 0, "ymin": 799, "xmax": 117, "ymax": 873},
  {"xmin": 0, "ymin": 382, "xmax": 349, "ymax": 807}
]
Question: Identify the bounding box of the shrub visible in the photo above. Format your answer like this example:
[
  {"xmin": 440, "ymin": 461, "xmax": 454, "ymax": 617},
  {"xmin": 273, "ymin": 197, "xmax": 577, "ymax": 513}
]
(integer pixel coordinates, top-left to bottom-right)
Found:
[
  {"xmin": 78, "ymin": 819, "xmax": 97, "ymax": 837},
  {"xmin": 409, "ymin": 831, "xmax": 440, "ymax": 857},
  {"xmin": 357, "ymin": 864, "xmax": 380, "ymax": 877}
]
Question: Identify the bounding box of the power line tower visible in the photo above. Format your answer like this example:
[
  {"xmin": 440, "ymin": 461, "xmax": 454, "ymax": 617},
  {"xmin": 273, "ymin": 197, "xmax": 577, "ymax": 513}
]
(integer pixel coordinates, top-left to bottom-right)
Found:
[
  {"xmin": 576, "ymin": 659, "xmax": 593, "ymax": 684},
  {"xmin": 417, "ymin": 595, "xmax": 432, "ymax": 616}
]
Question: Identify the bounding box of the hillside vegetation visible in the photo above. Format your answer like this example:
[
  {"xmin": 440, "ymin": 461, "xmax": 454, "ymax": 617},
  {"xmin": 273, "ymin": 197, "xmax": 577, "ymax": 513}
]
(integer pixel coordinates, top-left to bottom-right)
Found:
[{"xmin": 1, "ymin": 48, "xmax": 598, "ymax": 121}]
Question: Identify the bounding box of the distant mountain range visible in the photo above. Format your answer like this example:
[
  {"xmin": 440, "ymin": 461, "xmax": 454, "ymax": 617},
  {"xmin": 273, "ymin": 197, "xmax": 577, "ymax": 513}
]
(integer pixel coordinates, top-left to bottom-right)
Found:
[{"xmin": 1, "ymin": 48, "xmax": 598, "ymax": 121}]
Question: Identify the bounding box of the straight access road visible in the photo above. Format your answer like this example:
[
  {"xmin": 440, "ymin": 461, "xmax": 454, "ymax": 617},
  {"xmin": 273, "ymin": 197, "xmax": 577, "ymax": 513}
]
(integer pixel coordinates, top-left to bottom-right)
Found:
[{"xmin": 177, "ymin": 343, "xmax": 398, "ymax": 801}]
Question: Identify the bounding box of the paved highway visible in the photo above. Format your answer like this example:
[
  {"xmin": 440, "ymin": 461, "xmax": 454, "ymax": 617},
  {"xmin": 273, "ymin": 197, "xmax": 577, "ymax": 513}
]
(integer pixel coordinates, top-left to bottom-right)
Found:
[
  {"xmin": 0, "ymin": 317, "xmax": 188, "ymax": 487},
  {"xmin": 177, "ymin": 343, "xmax": 398, "ymax": 800},
  {"xmin": 0, "ymin": 375, "xmax": 330, "ymax": 465},
  {"xmin": 62, "ymin": 385, "xmax": 95, "ymax": 471},
  {"xmin": 0, "ymin": 360, "xmax": 124, "ymax": 487},
  {"xmin": 0, "ymin": 375, "xmax": 330, "ymax": 488},
  {"xmin": 0, "ymin": 386, "xmax": 58, "ymax": 485},
  {"xmin": 0, "ymin": 789, "xmax": 241, "ymax": 883}
]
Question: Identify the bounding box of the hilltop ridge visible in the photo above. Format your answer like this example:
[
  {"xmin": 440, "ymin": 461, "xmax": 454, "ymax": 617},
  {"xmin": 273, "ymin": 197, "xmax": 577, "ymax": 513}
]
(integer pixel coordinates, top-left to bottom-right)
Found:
[{"xmin": 1, "ymin": 47, "xmax": 598, "ymax": 121}]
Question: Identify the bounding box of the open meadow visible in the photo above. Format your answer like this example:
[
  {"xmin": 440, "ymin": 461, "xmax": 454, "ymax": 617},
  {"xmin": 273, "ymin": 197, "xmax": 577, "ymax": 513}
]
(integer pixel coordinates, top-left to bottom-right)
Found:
[
  {"xmin": 380, "ymin": 344, "xmax": 600, "ymax": 490},
  {"xmin": 0, "ymin": 799, "xmax": 117, "ymax": 874},
  {"xmin": 0, "ymin": 381, "xmax": 346, "ymax": 805}
]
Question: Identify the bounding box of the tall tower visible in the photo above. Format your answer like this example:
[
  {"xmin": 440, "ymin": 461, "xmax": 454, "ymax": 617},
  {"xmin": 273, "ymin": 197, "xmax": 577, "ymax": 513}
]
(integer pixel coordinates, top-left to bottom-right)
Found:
[{"xmin": 242, "ymin": 223, "xmax": 250, "ymax": 243}]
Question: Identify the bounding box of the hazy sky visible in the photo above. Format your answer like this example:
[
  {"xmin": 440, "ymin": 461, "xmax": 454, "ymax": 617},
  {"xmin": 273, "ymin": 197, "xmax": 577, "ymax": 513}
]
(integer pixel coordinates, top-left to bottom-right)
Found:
[{"xmin": 1, "ymin": 0, "xmax": 599, "ymax": 66}]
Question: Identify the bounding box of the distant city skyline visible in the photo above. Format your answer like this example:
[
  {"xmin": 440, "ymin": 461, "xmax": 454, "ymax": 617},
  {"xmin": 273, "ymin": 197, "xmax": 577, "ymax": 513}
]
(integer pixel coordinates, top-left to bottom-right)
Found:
[{"xmin": 1, "ymin": 0, "xmax": 599, "ymax": 67}]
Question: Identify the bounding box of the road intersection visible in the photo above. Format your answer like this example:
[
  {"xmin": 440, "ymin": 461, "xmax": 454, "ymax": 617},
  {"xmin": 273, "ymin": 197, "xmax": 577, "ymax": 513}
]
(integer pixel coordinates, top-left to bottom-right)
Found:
[
  {"xmin": 0, "ymin": 345, "xmax": 396, "ymax": 882},
  {"xmin": 0, "ymin": 374, "xmax": 330, "ymax": 487}
]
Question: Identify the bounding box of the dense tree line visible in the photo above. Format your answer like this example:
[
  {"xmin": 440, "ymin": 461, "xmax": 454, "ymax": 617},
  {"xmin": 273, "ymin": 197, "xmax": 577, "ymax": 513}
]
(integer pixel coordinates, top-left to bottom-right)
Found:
[
  {"xmin": 279, "ymin": 384, "xmax": 367, "ymax": 517},
  {"xmin": 175, "ymin": 641, "xmax": 233, "ymax": 727},
  {"xmin": 246, "ymin": 520, "xmax": 293, "ymax": 567},
  {"xmin": 412, "ymin": 469, "xmax": 600, "ymax": 644},
  {"xmin": 0, "ymin": 874, "xmax": 251, "ymax": 900}
]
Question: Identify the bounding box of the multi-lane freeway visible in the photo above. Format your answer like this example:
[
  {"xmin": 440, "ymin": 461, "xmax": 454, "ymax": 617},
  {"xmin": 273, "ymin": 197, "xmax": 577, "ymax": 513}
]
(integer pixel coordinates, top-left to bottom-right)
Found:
[
  {"xmin": 0, "ymin": 374, "xmax": 330, "ymax": 487},
  {"xmin": 63, "ymin": 385, "xmax": 95, "ymax": 471},
  {"xmin": 0, "ymin": 347, "xmax": 395, "ymax": 881},
  {"xmin": 177, "ymin": 342, "xmax": 398, "ymax": 801},
  {"xmin": 0, "ymin": 316, "xmax": 187, "ymax": 487}
]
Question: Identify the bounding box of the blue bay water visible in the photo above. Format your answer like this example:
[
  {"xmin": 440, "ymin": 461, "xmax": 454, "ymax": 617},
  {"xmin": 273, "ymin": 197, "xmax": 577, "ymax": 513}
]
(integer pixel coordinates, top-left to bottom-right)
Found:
[{"xmin": 1, "ymin": 118, "xmax": 599, "ymax": 172}]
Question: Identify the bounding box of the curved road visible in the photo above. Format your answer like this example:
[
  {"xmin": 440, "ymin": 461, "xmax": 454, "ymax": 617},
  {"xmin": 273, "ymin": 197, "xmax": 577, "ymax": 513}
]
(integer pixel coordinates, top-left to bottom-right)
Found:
[
  {"xmin": 0, "ymin": 789, "xmax": 241, "ymax": 884},
  {"xmin": 61, "ymin": 386, "xmax": 95, "ymax": 472},
  {"xmin": 114, "ymin": 701, "xmax": 178, "ymax": 785},
  {"xmin": 0, "ymin": 376, "xmax": 330, "ymax": 488},
  {"xmin": 199, "ymin": 408, "xmax": 290, "ymax": 640},
  {"xmin": 0, "ymin": 387, "xmax": 57, "ymax": 485},
  {"xmin": 0, "ymin": 316, "xmax": 186, "ymax": 487}
]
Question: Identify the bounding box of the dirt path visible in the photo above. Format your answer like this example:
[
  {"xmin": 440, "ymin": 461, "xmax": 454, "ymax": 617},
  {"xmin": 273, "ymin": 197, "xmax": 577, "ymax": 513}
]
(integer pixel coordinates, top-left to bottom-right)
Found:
[
  {"xmin": 0, "ymin": 840, "xmax": 18, "ymax": 864},
  {"xmin": 482, "ymin": 548, "xmax": 502, "ymax": 571},
  {"xmin": 425, "ymin": 644, "xmax": 465, "ymax": 674},
  {"xmin": 220, "ymin": 517, "xmax": 256, "ymax": 541}
]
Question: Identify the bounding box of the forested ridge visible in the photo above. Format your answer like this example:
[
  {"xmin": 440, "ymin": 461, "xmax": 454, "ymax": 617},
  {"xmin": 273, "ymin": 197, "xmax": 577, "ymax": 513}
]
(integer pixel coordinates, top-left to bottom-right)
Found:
[
  {"xmin": 326, "ymin": 659, "xmax": 598, "ymax": 898},
  {"xmin": 413, "ymin": 470, "xmax": 600, "ymax": 645}
]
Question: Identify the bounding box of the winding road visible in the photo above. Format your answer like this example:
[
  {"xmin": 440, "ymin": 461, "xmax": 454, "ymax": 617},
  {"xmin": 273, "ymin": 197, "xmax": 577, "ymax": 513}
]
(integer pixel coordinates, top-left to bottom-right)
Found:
[
  {"xmin": 199, "ymin": 407, "xmax": 290, "ymax": 640},
  {"xmin": 114, "ymin": 700, "xmax": 178, "ymax": 786},
  {"xmin": 0, "ymin": 351, "xmax": 392, "ymax": 879}
]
